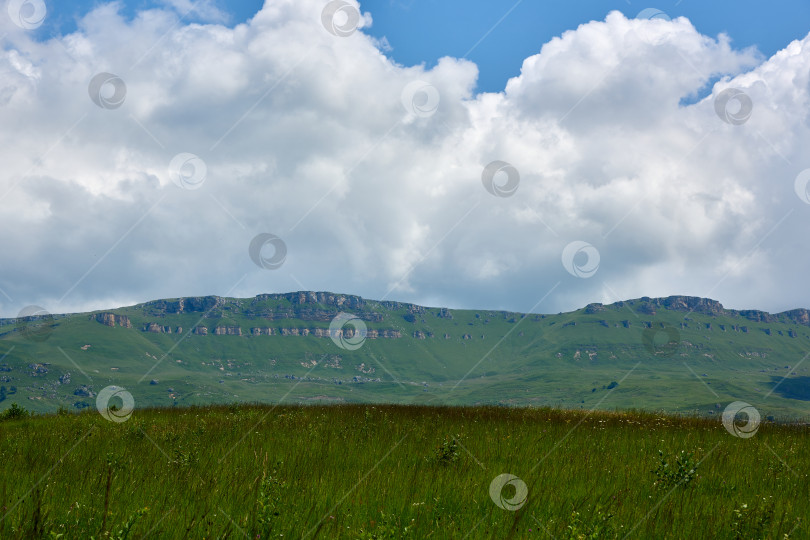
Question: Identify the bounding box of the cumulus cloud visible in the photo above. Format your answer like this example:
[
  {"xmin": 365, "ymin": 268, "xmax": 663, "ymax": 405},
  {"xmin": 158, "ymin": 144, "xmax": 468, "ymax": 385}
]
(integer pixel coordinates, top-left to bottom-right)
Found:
[{"xmin": 1, "ymin": 1, "xmax": 809, "ymax": 318}]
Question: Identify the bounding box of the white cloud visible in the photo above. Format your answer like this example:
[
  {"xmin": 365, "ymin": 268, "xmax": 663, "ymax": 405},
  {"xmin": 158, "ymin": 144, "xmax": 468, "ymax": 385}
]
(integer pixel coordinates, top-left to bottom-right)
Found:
[{"xmin": 0, "ymin": 1, "xmax": 809, "ymax": 318}]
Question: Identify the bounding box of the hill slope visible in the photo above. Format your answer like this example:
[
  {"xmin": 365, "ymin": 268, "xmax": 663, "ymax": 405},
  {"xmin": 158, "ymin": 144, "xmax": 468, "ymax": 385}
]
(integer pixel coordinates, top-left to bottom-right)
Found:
[{"xmin": 1, "ymin": 292, "xmax": 809, "ymax": 418}]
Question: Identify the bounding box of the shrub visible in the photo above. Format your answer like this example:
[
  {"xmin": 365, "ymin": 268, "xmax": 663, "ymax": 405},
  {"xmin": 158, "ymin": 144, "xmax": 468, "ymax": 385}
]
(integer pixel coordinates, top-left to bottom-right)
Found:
[
  {"xmin": 358, "ymin": 511, "xmax": 413, "ymax": 539},
  {"xmin": 652, "ymin": 450, "xmax": 698, "ymax": 490},
  {"xmin": 255, "ymin": 461, "xmax": 287, "ymax": 535},
  {"xmin": 564, "ymin": 506, "xmax": 620, "ymax": 539},
  {"xmin": 428, "ymin": 435, "xmax": 461, "ymax": 465},
  {"xmin": 730, "ymin": 497, "xmax": 775, "ymax": 539},
  {"xmin": 0, "ymin": 402, "xmax": 29, "ymax": 421}
]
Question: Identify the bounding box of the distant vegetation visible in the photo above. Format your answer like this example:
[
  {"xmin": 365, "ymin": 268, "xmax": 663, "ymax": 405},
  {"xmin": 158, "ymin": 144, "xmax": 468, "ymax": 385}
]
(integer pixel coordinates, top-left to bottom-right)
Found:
[
  {"xmin": 2, "ymin": 292, "xmax": 810, "ymax": 419},
  {"xmin": 0, "ymin": 403, "xmax": 806, "ymax": 538}
]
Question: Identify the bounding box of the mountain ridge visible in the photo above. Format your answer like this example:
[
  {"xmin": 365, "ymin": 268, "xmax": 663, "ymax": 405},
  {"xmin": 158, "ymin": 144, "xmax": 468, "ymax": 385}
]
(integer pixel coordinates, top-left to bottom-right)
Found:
[
  {"xmin": 4, "ymin": 291, "xmax": 810, "ymax": 325},
  {"xmin": 2, "ymin": 290, "xmax": 810, "ymax": 418}
]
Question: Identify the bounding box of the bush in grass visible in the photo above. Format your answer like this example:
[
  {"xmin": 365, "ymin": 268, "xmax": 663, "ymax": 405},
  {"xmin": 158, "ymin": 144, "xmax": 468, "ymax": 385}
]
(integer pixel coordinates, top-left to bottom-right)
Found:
[
  {"xmin": 652, "ymin": 450, "xmax": 698, "ymax": 490},
  {"xmin": 0, "ymin": 402, "xmax": 28, "ymax": 421},
  {"xmin": 358, "ymin": 512, "xmax": 413, "ymax": 539},
  {"xmin": 255, "ymin": 461, "xmax": 287, "ymax": 535},
  {"xmin": 730, "ymin": 497, "xmax": 775, "ymax": 539},
  {"xmin": 428, "ymin": 435, "xmax": 461, "ymax": 465},
  {"xmin": 564, "ymin": 506, "xmax": 620, "ymax": 539}
]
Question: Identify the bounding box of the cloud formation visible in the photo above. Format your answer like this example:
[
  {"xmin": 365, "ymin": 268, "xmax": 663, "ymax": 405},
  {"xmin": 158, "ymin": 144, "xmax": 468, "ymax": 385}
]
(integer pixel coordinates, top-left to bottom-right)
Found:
[{"xmin": 1, "ymin": 1, "xmax": 809, "ymax": 318}]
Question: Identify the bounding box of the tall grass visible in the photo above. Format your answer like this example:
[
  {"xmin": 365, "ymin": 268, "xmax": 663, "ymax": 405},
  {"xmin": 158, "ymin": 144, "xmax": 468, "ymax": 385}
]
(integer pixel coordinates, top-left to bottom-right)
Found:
[{"xmin": 0, "ymin": 403, "xmax": 806, "ymax": 538}]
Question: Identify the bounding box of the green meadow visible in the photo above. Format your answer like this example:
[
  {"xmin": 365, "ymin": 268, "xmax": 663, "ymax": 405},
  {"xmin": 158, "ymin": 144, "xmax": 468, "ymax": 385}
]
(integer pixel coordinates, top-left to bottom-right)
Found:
[{"xmin": 0, "ymin": 403, "xmax": 806, "ymax": 539}]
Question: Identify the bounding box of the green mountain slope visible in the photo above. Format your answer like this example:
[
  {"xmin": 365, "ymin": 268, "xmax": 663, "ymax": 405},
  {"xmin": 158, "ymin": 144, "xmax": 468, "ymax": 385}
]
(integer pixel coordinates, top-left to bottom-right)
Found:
[{"xmin": 1, "ymin": 292, "xmax": 809, "ymax": 418}]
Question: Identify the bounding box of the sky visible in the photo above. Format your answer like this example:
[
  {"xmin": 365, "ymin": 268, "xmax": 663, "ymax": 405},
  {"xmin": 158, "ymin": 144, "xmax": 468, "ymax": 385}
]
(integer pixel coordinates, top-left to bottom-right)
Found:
[{"xmin": 1, "ymin": 0, "xmax": 810, "ymax": 317}]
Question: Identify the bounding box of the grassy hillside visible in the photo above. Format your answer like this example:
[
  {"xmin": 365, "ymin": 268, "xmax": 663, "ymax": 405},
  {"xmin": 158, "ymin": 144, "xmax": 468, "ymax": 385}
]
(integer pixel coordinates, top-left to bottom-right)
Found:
[
  {"xmin": 0, "ymin": 404, "xmax": 806, "ymax": 539},
  {"xmin": 1, "ymin": 291, "xmax": 809, "ymax": 418}
]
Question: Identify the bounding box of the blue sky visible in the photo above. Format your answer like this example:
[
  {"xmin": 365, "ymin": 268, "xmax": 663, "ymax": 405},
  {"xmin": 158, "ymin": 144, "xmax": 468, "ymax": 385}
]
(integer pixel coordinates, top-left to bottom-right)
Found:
[{"xmin": 36, "ymin": 0, "xmax": 810, "ymax": 93}]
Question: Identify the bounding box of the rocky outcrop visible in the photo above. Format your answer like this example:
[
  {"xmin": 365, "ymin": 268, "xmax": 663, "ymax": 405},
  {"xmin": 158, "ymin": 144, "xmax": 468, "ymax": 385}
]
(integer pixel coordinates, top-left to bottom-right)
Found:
[
  {"xmin": 142, "ymin": 325, "xmax": 404, "ymax": 339},
  {"xmin": 637, "ymin": 303, "xmax": 656, "ymax": 315},
  {"xmin": 73, "ymin": 385, "xmax": 94, "ymax": 397},
  {"xmin": 95, "ymin": 313, "xmax": 131, "ymax": 328},
  {"xmin": 413, "ymin": 331, "xmax": 426, "ymax": 340},
  {"xmin": 584, "ymin": 303, "xmax": 605, "ymax": 314},
  {"xmin": 783, "ymin": 309, "xmax": 810, "ymax": 326},
  {"xmin": 251, "ymin": 327, "xmax": 276, "ymax": 336},
  {"xmin": 365, "ymin": 329, "xmax": 402, "ymax": 339},
  {"xmin": 142, "ymin": 296, "xmax": 223, "ymax": 317},
  {"xmin": 660, "ymin": 296, "xmax": 725, "ymax": 315},
  {"xmin": 739, "ymin": 310, "xmax": 777, "ymax": 323},
  {"xmin": 214, "ymin": 326, "xmax": 242, "ymax": 336},
  {"xmin": 144, "ymin": 323, "xmax": 173, "ymax": 333}
]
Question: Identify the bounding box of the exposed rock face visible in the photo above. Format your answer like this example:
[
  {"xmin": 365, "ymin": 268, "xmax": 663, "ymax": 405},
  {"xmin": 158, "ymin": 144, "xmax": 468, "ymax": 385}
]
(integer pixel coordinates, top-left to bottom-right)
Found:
[
  {"xmin": 659, "ymin": 296, "xmax": 725, "ymax": 315},
  {"xmin": 413, "ymin": 331, "xmax": 426, "ymax": 340},
  {"xmin": 144, "ymin": 323, "xmax": 172, "ymax": 333},
  {"xmin": 739, "ymin": 310, "xmax": 776, "ymax": 323},
  {"xmin": 251, "ymin": 327, "xmax": 276, "ymax": 336},
  {"xmin": 94, "ymin": 313, "xmax": 132, "ymax": 328},
  {"xmin": 214, "ymin": 326, "xmax": 242, "ymax": 336},
  {"xmin": 142, "ymin": 296, "xmax": 222, "ymax": 317},
  {"xmin": 437, "ymin": 308, "xmax": 454, "ymax": 319},
  {"xmin": 783, "ymin": 309, "xmax": 810, "ymax": 326},
  {"xmin": 607, "ymin": 296, "xmax": 810, "ymax": 327},
  {"xmin": 73, "ymin": 385, "xmax": 94, "ymax": 397},
  {"xmin": 142, "ymin": 325, "xmax": 404, "ymax": 339},
  {"xmin": 256, "ymin": 291, "xmax": 393, "ymax": 310},
  {"xmin": 584, "ymin": 303, "xmax": 605, "ymax": 314},
  {"xmin": 637, "ymin": 303, "xmax": 656, "ymax": 315}
]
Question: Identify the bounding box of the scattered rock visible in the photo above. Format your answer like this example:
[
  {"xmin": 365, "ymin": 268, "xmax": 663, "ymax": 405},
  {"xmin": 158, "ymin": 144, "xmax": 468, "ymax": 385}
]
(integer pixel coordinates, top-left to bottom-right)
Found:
[{"xmin": 73, "ymin": 385, "xmax": 94, "ymax": 397}]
